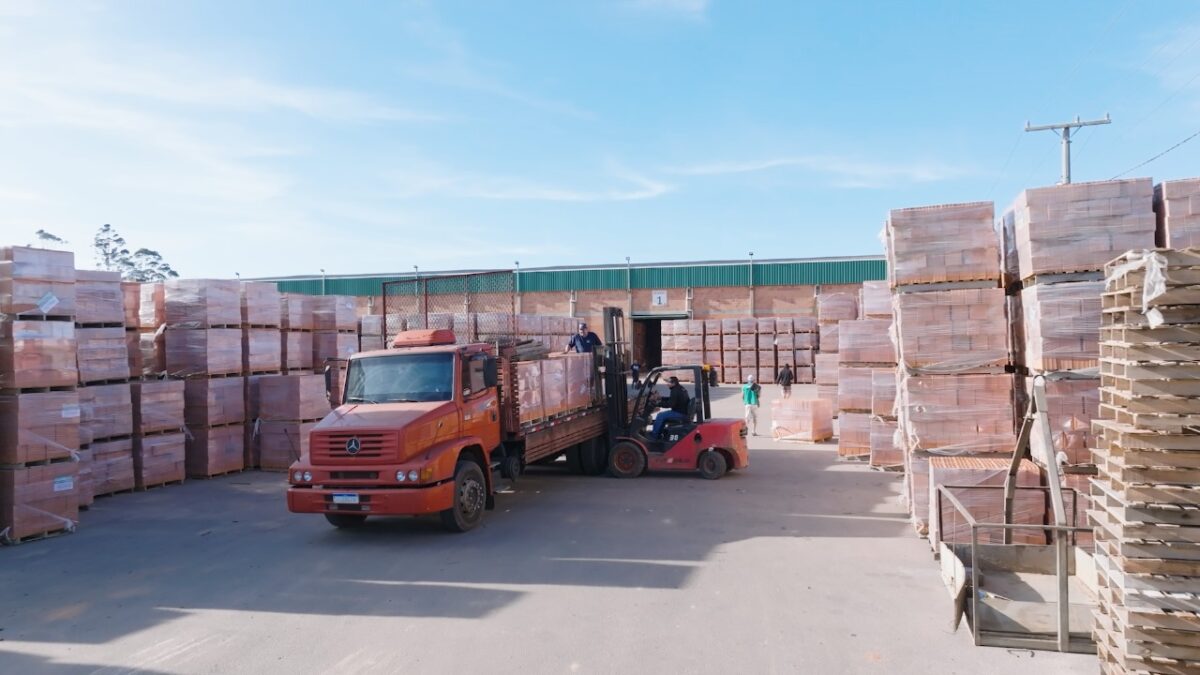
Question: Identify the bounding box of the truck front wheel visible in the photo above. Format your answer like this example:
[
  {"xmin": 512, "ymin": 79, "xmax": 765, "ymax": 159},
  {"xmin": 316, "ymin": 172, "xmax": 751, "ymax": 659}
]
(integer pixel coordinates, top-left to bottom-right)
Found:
[
  {"xmin": 324, "ymin": 513, "xmax": 367, "ymax": 529},
  {"xmin": 440, "ymin": 460, "xmax": 487, "ymax": 532}
]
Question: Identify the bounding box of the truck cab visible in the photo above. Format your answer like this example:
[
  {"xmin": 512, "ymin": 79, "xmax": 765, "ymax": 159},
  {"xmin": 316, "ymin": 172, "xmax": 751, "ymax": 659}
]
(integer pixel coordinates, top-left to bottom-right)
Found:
[{"xmin": 286, "ymin": 329, "xmax": 502, "ymax": 532}]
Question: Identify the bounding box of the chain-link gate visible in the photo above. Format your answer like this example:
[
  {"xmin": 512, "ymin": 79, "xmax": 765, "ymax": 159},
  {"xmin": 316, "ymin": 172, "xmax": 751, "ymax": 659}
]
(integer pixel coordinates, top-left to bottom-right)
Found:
[{"xmin": 380, "ymin": 271, "xmax": 515, "ymax": 346}]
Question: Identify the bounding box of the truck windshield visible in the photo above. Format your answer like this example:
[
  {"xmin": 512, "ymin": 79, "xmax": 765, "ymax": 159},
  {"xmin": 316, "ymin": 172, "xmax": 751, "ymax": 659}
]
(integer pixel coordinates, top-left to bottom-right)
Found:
[{"xmin": 344, "ymin": 353, "xmax": 454, "ymax": 403}]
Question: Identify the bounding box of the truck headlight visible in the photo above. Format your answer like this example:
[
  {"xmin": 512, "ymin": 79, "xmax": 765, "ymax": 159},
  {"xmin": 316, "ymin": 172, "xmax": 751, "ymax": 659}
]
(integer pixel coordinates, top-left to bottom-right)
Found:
[
  {"xmin": 293, "ymin": 471, "xmax": 303, "ymax": 482},
  {"xmin": 302, "ymin": 471, "xmax": 312, "ymax": 482},
  {"xmin": 407, "ymin": 470, "xmax": 419, "ymax": 482},
  {"xmin": 395, "ymin": 470, "xmax": 406, "ymax": 482}
]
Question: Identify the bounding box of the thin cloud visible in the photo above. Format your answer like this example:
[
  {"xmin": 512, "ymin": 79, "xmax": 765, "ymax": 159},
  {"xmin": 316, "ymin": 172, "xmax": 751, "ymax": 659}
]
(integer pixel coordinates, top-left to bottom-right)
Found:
[
  {"xmin": 666, "ymin": 154, "xmax": 971, "ymax": 187},
  {"xmin": 390, "ymin": 165, "xmax": 672, "ymax": 202},
  {"xmin": 625, "ymin": 0, "xmax": 710, "ymax": 19}
]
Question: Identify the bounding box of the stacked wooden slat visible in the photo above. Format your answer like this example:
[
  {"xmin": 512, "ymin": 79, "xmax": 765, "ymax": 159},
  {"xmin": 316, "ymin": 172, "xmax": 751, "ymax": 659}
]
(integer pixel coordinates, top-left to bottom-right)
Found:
[
  {"xmin": 1092, "ymin": 248, "xmax": 1200, "ymax": 674},
  {"xmin": 837, "ymin": 319, "xmax": 895, "ymax": 460},
  {"xmin": 0, "ymin": 247, "xmax": 80, "ymax": 544},
  {"xmin": 254, "ymin": 374, "xmax": 330, "ymax": 471},
  {"xmin": 887, "ymin": 201, "xmax": 1018, "ymax": 537},
  {"xmin": 312, "ymin": 295, "xmax": 358, "ymax": 371},
  {"xmin": 164, "ymin": 280, "xmax": 245, "ymax": 478},
  {"xmin": 1155, "ymin": 178, "xmax": 1200, "ymax": 248}
]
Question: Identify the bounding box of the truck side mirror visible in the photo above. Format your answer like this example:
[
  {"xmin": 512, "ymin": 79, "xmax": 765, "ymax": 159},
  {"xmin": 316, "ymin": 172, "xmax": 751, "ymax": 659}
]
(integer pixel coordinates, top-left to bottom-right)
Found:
[
  {"xmin": 323, "ymin": 365, "xmax": 332, "ymax": 400},
  {"xmin": 483, "ymin": 357, "xmax": 499, "ymax": 388}
]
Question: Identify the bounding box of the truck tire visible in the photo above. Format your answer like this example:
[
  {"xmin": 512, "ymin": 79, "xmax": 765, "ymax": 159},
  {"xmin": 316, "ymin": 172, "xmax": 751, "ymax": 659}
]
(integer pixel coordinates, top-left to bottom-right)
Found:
[
  {"xmin": 500, "ymin": 455, "xmax": 522, "ymax": 481},
  {"xmin": 697, "ymin": 450, "xmax": 727, "ymax": 480},
  {"xmin": 324, "ymin": 513, "xmax": 367, "ymax": 529},
  {"xmin": 608, "ymin": 441, "xmax": 646, "ymax": 478},
  {"xmin": 440, "ymin": 460, "xmax": 487, "ymax": 532},
  {"xmin": 579, "ymin": 437, "xmax": 607, "ymax": 476}
]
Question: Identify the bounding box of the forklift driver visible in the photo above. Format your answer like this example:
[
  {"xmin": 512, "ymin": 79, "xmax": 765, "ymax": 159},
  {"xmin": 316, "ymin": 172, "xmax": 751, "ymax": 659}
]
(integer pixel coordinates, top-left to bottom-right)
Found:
[{"xmin": 651, "ymin": 376, "xmax": 691, "ymax": 438}]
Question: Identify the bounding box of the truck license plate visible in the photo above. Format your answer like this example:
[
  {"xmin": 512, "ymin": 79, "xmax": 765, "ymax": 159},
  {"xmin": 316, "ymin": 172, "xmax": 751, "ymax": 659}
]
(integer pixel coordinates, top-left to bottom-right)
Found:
[{"xmin": 332, "ymin": 493, "xmax": 360, "ymax": 505}]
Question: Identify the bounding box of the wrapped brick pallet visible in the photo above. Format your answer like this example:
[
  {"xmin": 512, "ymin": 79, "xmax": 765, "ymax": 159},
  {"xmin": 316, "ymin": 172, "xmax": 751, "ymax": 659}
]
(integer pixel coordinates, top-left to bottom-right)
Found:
[
  {"xmin": 131, "ymin": 380, "xmax": 186, "ymax": 489},
  {"xmin": 770, "ymin": 398, "xmax": 833, "ymax": 442},
  {"xmin": 1155, "ymin": 177, "xmax": 1200, "ymax": 248},
  {"xmin": 0, "ymin": 246, "xmax": 76, "ymax": 317},
  {"xmin": 255, "ymin": 374, "xmax": 330, "ymax": 470}
]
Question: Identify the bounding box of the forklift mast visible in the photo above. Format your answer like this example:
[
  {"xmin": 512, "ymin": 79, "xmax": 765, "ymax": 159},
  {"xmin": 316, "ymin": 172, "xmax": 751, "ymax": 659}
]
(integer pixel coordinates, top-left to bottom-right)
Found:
[{"xmin": 602, "ymin": 307, "xmax": 631, "ymax": 438}]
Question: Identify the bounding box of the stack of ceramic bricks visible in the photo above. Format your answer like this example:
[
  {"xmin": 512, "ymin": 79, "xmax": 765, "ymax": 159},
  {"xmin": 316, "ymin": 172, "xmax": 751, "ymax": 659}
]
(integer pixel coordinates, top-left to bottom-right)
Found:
[
  {"xmin": 0, "ymin": 246, "xmax": 81, "ymax": 543},
  {"xmin": 312, "ymin": 295, "xmax": 358, "ymax": 371},
  {"xmin": 253, "ymin": 374, "xmax": 330, "ymax": 471},
  {"xmin": 886, "ymin": 201, "xmax": 1018, "ymax": 537},
  {"xmin": 837, "ymin": 318, "xmax": 895, "ymax": 461},
  {"xmin": 1155, "ymin": 177, "xmax": 1200, "ymax": 248}
]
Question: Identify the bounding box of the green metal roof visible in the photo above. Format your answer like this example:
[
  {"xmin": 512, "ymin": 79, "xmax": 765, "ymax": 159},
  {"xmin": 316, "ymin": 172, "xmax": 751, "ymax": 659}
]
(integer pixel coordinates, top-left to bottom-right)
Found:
[{"xmin": 269, "ymin": 257, "xmax": 886, "ymax": 296}]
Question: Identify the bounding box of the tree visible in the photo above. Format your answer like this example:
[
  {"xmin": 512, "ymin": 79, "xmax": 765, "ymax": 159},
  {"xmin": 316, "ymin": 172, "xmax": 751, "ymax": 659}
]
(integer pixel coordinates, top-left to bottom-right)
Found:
[
  {"xmin": 33, "ymin": 229, "xmax": 69, "ymax": 246},
  {"xmin": 126, "ymin": 248, "xmax": 180, "ymax": 282},
  {"xmin": 92, "ymin": 224, "xmax": 180, "ymax": 281},
  {"xmin": 93, "ymin": 224, "xmax": 131, "ymax": 272}
]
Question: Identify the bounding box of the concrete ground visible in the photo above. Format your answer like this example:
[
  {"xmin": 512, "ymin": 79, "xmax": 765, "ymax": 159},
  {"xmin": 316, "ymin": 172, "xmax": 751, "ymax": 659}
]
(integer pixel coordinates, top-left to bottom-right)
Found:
[{"xmin": 0, "ymin": 384, "xmax": 1095, "ymax": 674}]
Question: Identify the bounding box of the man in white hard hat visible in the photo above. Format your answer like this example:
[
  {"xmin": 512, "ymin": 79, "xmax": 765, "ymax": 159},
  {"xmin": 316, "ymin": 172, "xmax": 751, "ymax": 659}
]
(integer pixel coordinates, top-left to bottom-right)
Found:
[{"xmin": 742, "ymin": 374, "xmax": 761, "ymax": 436}]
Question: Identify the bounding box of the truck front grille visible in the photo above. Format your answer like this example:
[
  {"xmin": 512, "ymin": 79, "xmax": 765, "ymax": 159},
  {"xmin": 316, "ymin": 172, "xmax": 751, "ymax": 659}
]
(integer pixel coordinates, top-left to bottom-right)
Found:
[{"xmin": 312, "ymin": 431, "xmax": 397, "ymax": 461}]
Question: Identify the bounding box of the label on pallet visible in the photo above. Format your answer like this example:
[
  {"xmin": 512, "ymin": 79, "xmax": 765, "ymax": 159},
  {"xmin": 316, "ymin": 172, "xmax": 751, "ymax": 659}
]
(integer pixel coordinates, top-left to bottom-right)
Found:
[
  {"xmin": 61, "ymin": 404, "xmax": 80, "ymax": 419},
  {"xmin": 53, "ymin": 476, "xmax": 74, "ymax": 493},
  {"xmin": 37, "ymin": 292, "xmax": 60, "ymax": 315}
]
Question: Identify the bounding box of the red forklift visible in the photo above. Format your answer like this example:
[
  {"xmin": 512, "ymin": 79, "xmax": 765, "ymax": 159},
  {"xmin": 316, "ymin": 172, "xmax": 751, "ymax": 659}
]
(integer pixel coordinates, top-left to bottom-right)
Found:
[{"xmin": 598, "ymin": 309, "xmax": 748, "ymax": 480}]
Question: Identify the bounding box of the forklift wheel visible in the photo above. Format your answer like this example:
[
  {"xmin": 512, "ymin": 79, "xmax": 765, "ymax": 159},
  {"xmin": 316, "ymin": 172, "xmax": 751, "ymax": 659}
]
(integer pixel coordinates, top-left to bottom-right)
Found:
[
  {"xmin": 608, "ymin": 442, "xmax": 646, "ymax": 479},
  {"xmin": 696, "ymin": 450, "xmax": 727, "ymax": 480}
]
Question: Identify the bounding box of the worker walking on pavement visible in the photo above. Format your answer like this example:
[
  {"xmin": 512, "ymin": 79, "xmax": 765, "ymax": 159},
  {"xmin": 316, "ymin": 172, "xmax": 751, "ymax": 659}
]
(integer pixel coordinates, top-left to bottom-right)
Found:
[
  {"xmin": 565, "ymin": 322, "xmax": 602, "ymax": 353},
  {"xmin": 742, "ymin": 374, "xmax": 761, "ymax": 436},
  {"xmin": 776, "ymin": 363, "xmax": 793, "ymax": 398}
]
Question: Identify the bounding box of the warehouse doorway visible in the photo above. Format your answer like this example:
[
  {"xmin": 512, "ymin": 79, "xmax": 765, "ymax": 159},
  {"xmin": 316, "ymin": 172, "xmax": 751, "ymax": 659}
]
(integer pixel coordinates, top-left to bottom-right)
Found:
[{"xmin": 631, "ymin": 313, "xmax": 688, "ymax": 370}]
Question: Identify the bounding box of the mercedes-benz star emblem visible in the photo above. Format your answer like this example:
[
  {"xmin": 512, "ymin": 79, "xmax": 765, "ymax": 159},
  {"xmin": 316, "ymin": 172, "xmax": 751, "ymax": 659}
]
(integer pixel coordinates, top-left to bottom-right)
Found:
[{"xmin": 345, "ymin": 437, "xmax": 361, "ymax": 455}]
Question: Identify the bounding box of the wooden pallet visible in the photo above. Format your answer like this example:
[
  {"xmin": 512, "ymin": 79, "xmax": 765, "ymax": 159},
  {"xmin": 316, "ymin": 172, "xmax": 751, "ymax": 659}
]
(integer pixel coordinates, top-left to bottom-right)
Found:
[
  {"xmin": 1103, "ymin": 306, "xmax": 1200, "ymax": 328},
  {"xmin": 1104, "ymin": 342, "xmax": 1200, "ymax": 362},
  {"xmin": 1102, "ymin": 325, "xmax": 1200, "ymax": 345},
  {"xmin": 1, "ymin": 525, "xmax": 73, "ymax": 546}
]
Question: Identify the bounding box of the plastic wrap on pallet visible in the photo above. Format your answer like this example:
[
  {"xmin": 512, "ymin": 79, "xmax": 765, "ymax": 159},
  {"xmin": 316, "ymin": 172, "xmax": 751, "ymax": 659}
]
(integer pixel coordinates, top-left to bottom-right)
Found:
[
  {"xmin": 817, "ymin": 293, "xmax": 858, "ymax": 323},
  {"xmin": 928, "ymin": 456, "xmax": 1045, "ymax": 546},
  {"xmin": 818, "ymin": 323, "xmax": 838, "ymax": 353},
  {"xmin": 0, "ymin": 391, "xmax": 80, "ymax": 465},
  {"xmin": 838, "ymin": 366, "xmax": 886, "ymax": 412},
  {"xmin": 793, "ymin": 332, "xmax": 816, "ymax": 349},
  {"xmin": 516, "ymin": 361, "xmax": 544, "ymax": 423},
  {"xmin": 165, "ymin": 328, "xmax": 241, "ymax": 377},
  {"xmin": 721, "ymin": 334, "xmax": 739, "ymax": 351},
  {"xmin": 893, "ymin": 287, "xmax": 1009, "ymax": 373},
  {"xmin": 704, "ymin": 334, "xmax": 721, "ymax": 351},
  {"xmin": 257, "ymin": 374, "xmax": 329, "ymax": 421},
  {"xmin": 815, "ymin": 353, "xmax": 839, "ymax": 385},
  {"xmin": 770, "ymin": 398, "xmax": 833, "ymax": 442},
  {"xmin": 0, "ymin": 246, "xmax": 76, "ymax": 316},
  {"xmin": 904, "ymin": 451, "xmax": 930, "ymax": 535},
  {"xmin": 859, "ymin": 281, "xmax": 892, "ymax": 318},
  {"xmin": 0, "ymin": 320, "xmax": 77, "ymax": 388},
  {"xmin": 137, "ymin": 283, "xmax": 164, "ymax": 329},
  {"xmin": 280, "ymin": 294, "xmax": 314, "ymax": 331},
  {"xmin": 869, "ymin": 418, "xmax": 902, "ymax": 469},
  {"xmin": 886, "ymin": 201, "xmax": 999, "ymax": 286},
  {"xmin": 680, "ymin": 335, "xmax": 701, "ymax": 351},
  {"xmin": 0, "ymin": 462, "xmax": 79, "ymax": 543},
  {"xmin": 791, "ymin": 349, "xmax": 814, "ymax": 367},
  {"xmin": 720, "ymin": 365, "xmax": 740, "ymax": 385},
  {"xmin": 326, "ymin": 360, "xmax": 348, "ymax": 407},
  {"xmin": 1155, "ymin": 178, "xmax": 1200, "ymax": 247},
  {"xmin": 121, "ymin": 282, "xmax": 141, "ymax": 327},
  {"xmin": 242, "ymin": 327, "xmax": 282, "ymax": 373},
  {"xmin": 793, "ymin": 317, "xmax": 818, "ymax": 333},
  {"xmin": 258, "ymin": 420, "xmax": 315, "ymax": 470},
  {"xmin": 76, "ymin": 326, "xmax": 129, "ymax": 383},
  {"xmin": 755, "ymin": 318, "xmax": 775, "ymax": 334},
  {"xmin": 661, "ymin": 335, "xmax": 678, "ymax": 351},
  {"xmin": 757, "ymin": 349, "xmax": 776, "ymax": 369},
  {"xmin": 185, "ymin": 424, "xmax": 243, "ymax": 478},
  {"xmin": 240, "ymin": 282, "xmax": 282, "ymax": 327},
  {"xmin": 313, "ymin": 331, "xmax": 357, "ymax": 367},
  {"xmin": 837, "ymin": 412, "xmax": 871, "ymax": 458},
  {"xmin": 74, "ymin": 270, "xmax": 125, "ymax": 325},
  {"xmin": 774, "ymin": 317, "xmax": 794, "ymax": 334},
  {"xmin": 1009, "ymin": 178, "xmax": 1155, "ymax": 281},
  {"xmin": 563, "ymin": 353, "xmax": 594, "ymax": 411},
  {"xmin": 164, "ymin": 279, "xmax": 240, "ymax": 327},
  {"xmin": 88, "ymin": 437, "xmax": 135, "ymax": 496},
  {"xmin": 131, "ymin": 380, "xmax": 185, "ymax": 435},
  {"xmin": 282, "ymin": 331, "xmax": 314, "ymax": 371},
  {"xmin": 703, "ymin": 319, "xmax": 721, "ymax": 334},
  {"xmin": 720, "ymin": 318, "xmax": 739, "ymax": 334},
  {"xmin": 773, "ymin": 332, "xmax": 795, "ymax": 351},
  {"xmin": 737, "ymin": 318, "xmax": 755, "ymax": 333},
  {"xmin": 1020, "ymin": 281, "xmax": 1103, "ymax": 371},
  {"xmin": 359, "ymin": 335, "xmax": 386, "ymax": 352},
  {"xmin": 686, "ymin": 320, "xmax": 704, "ymax": 335},
  {"xmin": 838, "ymin": 319, "xmax": 895, "ymax": 364},
  {"xmin": 898, "ymin": 373, "xmax": 1017, "ymax": 456},
  {"xmin": 78, "ymin": 383, "xmax": 132, "ymax": 446},
  {"xmin": 312, "ymin": 295, "xmax": 357, "ymax": 332},
  {"xmin": 76, "ymin": 448, "xmax": 93, "ymax": 507},
  {"xmin": 1026, "ymin": 376, "xmax": 1097, "ymax": 467},
  {"xmin": 359, "ymin": 314, "xmax": 384, "ymax": 336},
  {"xmin": 184, "ymin": 377, "xmax": 245, "ymax": 428},
  {"xmin": 871, "ymin": 369, "xmax": 897, "ymax": 418},
  {"xmin": 129, "ymin": 329, "xmax": 164, "ymax": 378},
  {"xmin": 737, "ymin": 350, "xmax": 756, "ymax": 368},
  {"xmin": 540, "ymin": 358, "xmax": 569, "ymax": 418},
  {"xmin": 134, "ymin": 432, "xmax": 185, "ymax": 489}
]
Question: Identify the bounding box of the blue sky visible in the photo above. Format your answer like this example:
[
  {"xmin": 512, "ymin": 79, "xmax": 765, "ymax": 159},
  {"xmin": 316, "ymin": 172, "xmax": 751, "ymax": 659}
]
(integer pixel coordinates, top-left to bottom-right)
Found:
[{"xmin": 2, "ymin": 0, "xmax": 1199, "ymax": 278}]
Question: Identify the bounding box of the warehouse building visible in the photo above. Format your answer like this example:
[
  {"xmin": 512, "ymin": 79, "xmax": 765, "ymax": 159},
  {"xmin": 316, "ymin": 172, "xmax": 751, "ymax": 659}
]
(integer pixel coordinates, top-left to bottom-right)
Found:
[{"xmin": 263, "ymin": 255, "xmax": 885, "ymax": 368}]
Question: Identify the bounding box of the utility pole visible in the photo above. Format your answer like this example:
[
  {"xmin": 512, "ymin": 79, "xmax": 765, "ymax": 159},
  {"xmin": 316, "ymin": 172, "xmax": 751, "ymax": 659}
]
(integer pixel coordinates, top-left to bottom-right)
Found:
[
  {"xmin": 1024, "ymin": 114, "xmax": 1111, "ymax": 184},
  {"xmin": 514, "ymin": 260, "xmax": 521, "ymax": 314}
]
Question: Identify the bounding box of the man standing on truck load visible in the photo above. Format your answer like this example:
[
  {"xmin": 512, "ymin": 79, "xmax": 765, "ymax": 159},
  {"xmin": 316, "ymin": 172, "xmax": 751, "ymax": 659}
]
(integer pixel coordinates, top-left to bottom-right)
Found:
[
  {"xmin": 776, "ymin": 363, "xmax": 793, "ymax": 399},
  {"xmin": 651, "ymin": 376, "xmax": 690, "ymax": 438},
  {"xmin": 565, "ymin": 322, "xmax": 602, "ymax": 353},
  {"xmin": 742, "ymin": 374, "xmax": 761, "ymax": 435}
]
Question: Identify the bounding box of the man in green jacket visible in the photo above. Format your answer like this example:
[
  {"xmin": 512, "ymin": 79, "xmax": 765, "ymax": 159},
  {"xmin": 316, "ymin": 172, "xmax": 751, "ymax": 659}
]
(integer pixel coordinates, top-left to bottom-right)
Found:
[{"xmin": 742, "ymin": 374, "xmax": 761, "ymax": 436}]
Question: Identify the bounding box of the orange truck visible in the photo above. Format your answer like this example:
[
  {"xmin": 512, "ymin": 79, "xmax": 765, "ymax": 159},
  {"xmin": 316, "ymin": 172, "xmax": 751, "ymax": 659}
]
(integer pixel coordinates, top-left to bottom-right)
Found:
[{"xmin": 286, "ymin": 328, "xmax": 610, "ymax": 531}]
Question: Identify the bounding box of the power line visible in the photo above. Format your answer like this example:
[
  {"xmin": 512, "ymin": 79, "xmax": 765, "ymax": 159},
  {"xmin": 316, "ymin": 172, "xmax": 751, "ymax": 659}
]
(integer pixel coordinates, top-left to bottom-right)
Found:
[
  {"xmin": 1111, "ymin": 128, "xmax": 1200, "ymax": 180},
  {"xmin": 987, "ymin": 131, "xmax": 1024, "ymax": 199}
]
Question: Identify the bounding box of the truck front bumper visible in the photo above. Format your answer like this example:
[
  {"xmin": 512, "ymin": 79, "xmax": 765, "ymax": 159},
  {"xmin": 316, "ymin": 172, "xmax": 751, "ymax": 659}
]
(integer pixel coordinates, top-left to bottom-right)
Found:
[{"xmin": 287, "ymin": 481, "xmax": 454, "ymax": 516}]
